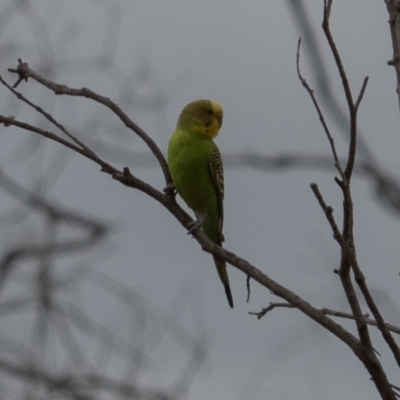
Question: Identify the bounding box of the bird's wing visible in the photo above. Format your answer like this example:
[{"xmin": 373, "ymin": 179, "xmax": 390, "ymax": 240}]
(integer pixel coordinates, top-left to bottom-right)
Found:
[{"xmin": 209, "ymin": 142, "xmax": 225, "ymax": 242}]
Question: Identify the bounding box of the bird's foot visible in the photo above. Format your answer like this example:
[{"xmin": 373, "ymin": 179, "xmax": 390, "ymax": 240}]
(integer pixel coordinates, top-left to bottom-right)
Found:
[
  {"xmin": 187, "ymin": 220, "xmax": 201, "ymax": 236},
  {"xmin": 163, "ymin": 183, "xmax": 176, "ymax": 196}
]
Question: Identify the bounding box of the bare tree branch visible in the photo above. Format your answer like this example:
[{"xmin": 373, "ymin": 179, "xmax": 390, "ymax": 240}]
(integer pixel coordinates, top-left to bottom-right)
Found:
[
  {"xmin": 322, "ymin": 0, "xmax": 372, "ymax": 350},
  {"xmin": 8, "ymin": 59, "xmax": 172, "ymax": 185},
  {"xmin": 385, "ymin": 0, "xmax": 400, "ymax": 112},
  {"xmin": 0, "ymin": 60, "xmax": 368, "ymax": 365},
  {"xmin": 324, "ymin": 0, "xmax": 400, "ymax": 374},
  {"xmin": 290, "ymin": 2, "xmax": 399, "ymax": 398},
  {"xmin": 310, "ymin": 183, "xmax": 343, "ymax": 245}
]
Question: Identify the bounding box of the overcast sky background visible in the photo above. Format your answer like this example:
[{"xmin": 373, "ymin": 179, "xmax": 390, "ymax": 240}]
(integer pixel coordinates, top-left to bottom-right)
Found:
[{"xmin": 1, "ymin": 1, "xmax": 399, "ymax": 399}]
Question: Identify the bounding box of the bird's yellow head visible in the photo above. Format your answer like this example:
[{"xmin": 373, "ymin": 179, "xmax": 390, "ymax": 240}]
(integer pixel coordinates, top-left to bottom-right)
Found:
[{"xmin": 176, "ymin": 99, "xmax": 223, "ymax": 139}]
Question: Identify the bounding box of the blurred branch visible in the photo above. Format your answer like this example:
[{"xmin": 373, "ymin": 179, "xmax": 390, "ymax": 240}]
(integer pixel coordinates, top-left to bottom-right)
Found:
[
  {"xmin": 0, "ymin": 358, "xmax": 178, "ymax": 400},
  {"xmin": 0, "ymin": 3, "xmax": 199, "ymax": 399},
  {"xmin": 0, "ymin": 168, "xmax": 106, "ymax": 293}
]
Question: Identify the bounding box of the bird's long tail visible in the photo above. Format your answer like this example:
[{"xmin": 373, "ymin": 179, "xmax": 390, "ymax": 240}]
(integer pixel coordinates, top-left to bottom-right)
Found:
[{"xmin": 213, "ymin": 255, "xmax": 234, "ymax": 308}]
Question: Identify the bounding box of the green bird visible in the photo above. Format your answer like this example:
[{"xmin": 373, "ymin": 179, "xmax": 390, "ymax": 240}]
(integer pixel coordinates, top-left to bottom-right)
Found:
[{"xmin": 168, "ymin": 99, "xmax": 233, "ymax": 308}]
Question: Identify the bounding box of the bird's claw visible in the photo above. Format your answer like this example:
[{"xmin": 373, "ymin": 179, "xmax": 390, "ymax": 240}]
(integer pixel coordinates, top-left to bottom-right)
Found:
[
  {"xmin": 187, "ymin": 220, "xmax": 201, "ymax": 235},
  {"xmin": 163, "ymin": 183, "xmax": 176, "ymax": 196}
]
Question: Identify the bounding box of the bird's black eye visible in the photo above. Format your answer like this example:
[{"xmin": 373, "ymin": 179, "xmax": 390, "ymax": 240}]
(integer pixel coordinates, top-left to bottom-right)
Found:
[
  {"xmin": 207, "ymin": 110, "xmax": 213, "ymax": 116},
  {"xmin": 205, "ymin": 121, "xmax": 212, "ymax": 127}
]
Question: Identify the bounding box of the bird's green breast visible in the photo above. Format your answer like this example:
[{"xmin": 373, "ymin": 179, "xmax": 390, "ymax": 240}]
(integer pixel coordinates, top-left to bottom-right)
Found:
[{"xmin": 168, "ymin": 129, "xmax": 218, "ymax": 217}]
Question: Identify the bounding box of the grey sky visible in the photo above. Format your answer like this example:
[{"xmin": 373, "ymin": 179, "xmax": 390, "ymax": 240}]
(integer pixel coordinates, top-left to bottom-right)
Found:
[{"xmin": 0, "ymin": 1, "xmax": 399, "ymax": 399}]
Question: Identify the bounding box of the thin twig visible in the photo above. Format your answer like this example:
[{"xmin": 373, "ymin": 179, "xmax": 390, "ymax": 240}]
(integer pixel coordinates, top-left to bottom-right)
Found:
[
  {"xmin": 0, "ymin": 75, "xmax": 99, "ymax": 159},
  {"xmin": 310, "ymin": 183, "xmax": 343, "ymax": 245},
  {"xmin": 0, "ymin": 115, "xmax": 101, "ymax": 164},
  {"xmin": 296, "ymin": 38, "xmax": 344, "ymax": 178},
  {"xmin": 249, "ymin": 303, "xmax": 400, "ymax": 335},
  {"xmin": 322, "ymin": 0, "xmax": 354, "ymax": 116},
  {"xmin": 249, "ymin": 302, "xmax": 294, "ymax": 319},
  {"xmin": 246, "ymin": 275, "xmax": 251, "ymax": 303},
  {"xmin": 355, "ymin": 77, "xmax": 369, "ymax": 110}
]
